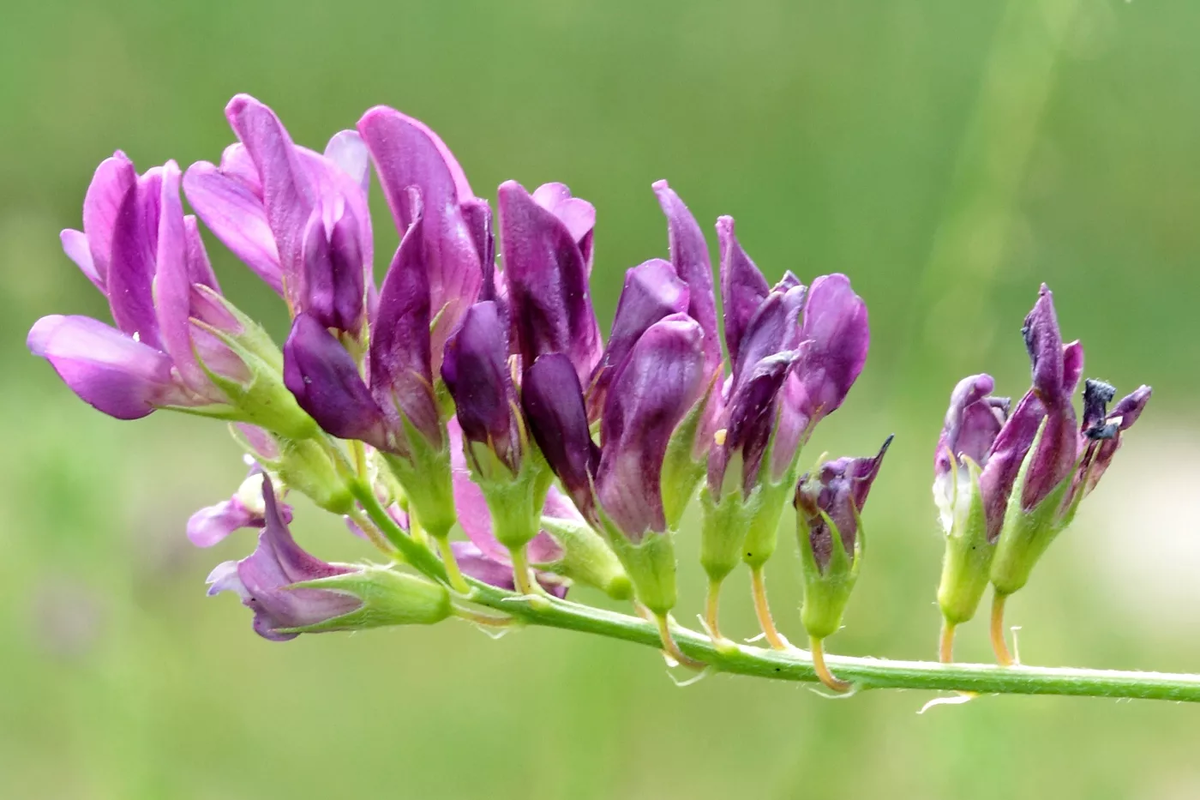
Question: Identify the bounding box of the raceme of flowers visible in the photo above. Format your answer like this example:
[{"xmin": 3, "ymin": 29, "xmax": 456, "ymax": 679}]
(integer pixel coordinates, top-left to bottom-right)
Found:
[{"xmin": 27, "ymin": 94, "xmax": 1149, "ymax": 683}]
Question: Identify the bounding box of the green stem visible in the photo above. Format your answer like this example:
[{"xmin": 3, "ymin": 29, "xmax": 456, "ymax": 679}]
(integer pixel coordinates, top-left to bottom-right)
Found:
[
  {"xmin": 352, "ymin": 484, "xmax": 1200, "ymax": 703},
  {"xmin": 461, "ymin": 580, "xmax": 1200, "ymax": 702},
  {"xmin": 349, "ymin": 479, "xmax": 447, "ymax": 582}
]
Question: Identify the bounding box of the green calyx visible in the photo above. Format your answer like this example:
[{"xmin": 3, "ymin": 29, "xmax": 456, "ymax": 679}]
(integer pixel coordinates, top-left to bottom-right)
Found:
[
  {"xmin": 936, "ymin": 458, "xmax": 994, "ymax": 625},
  {"xmin": 602, "ymin": 519, "xmax": 678, "ymax": 616},
  {"xmin": 276, "ymin": 436, "xmax": 355, "ymax": 515},
  {"xmin": 381, "ymin": 417, "xmax": 456, "ymax": 541},
  {"xmin": 659, "ymin": 386, "xmax": 713, "ymax": 530},
  {"xmin": 797, "ymin": 508, "xmax": 862, "ymax": 641},
  {"xmin": 989, "ymin": 419, "xmax": 1085, "ymax": 596},
  {"xmin": 283, "ymin": 566, "xmax": 452, "ymax": 634},
  {"xmin": 539, "ymin": 515, "xmax": 631, "ymax": 600},
  {"xmin": 468, "ymin": 443, "xmax": 551, "ymax": 551},
  {"xmin": 183, "ymin": 291, "xmax": 317, "ymax": 441}
]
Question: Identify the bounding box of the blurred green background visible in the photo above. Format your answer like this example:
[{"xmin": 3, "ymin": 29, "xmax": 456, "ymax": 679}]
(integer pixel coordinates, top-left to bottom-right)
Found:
[{"xmin": 3, "ymin": 0, "xmax": 1199, "ymax": 797}]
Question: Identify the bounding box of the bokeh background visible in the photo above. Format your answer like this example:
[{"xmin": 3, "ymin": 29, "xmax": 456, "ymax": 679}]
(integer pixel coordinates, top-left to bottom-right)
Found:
[{"xmin": 3, "ymin": 1, "xmax": 1199, "ymax": 797}]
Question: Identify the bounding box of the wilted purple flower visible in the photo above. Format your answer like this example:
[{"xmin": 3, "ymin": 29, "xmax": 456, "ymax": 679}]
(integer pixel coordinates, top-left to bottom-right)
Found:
[
  {"xmin": 28, "ymin": 154, "xmax": 259, "ymax": 421},
  {"xmin": 795, "ymin": 436, "xmax": 892, "ymax": 574},
  {"xmin": 184, "ymin": 94, "xmax": 374, "ymax": 336},
  {"xmin": 187, "ymin": 467, "xmax": 293, "ymax": 548},
  {"xmin": 206, "ymin": 476, "xmax": 362, "ymax": 641},
  {"xmin": 358, "ymin": 105, "xmax": 484, "ymax": 358},
  {"xmin": 524, "ymin": 314, "xmax": 707, "ymax": 542},
  {"xmin": 284, "ymin": 189, "xmax": 442, "ymax": 455},
  {"xmin": 1070, "ymin": 380, "xmax": 1151, "ymax": 502},
  {"xmin": 497, "ymin": 180, "xmax": 602, "ymax": 385},
  {"xmin": 441, "ymin": 301, "xmax": 521, "ymax": 476}
]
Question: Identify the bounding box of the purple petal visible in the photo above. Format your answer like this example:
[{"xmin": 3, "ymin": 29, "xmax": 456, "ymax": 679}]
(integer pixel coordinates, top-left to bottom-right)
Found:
[
  {"xmin": 151, "ymin": 160, "xmax": 205, "ymax": 389},
  {"xmin": 588, "ymin": 258, "xmax": 690, "ymax": 420},
  {"xmin": 796, "ymin": 436, "xmax": 892, "ymax": 571},
  {"xmin": 300, "ymin": 196, "xmax": 366, "ymax": 334},
  {"xmin": 532, "ymin": 182, "xmax": 596, "ymax": 271},
  {"xmin": 596, "ymin": 314, "xmax": 706, "ymax": 541},
  {"xmin": 934, "ymin": 374, "xmax": 1009, "ymax": 478},
  {"xmin": 521, "ymin": 353, "xmax": 600, "ymax": 524},
  {"xmin": 1016, "ymin": 286, "xmax": 1079, "ymax": 510},
  {"xmin": 219, "ymin": 143, "xmax": 262, "ymax": 193},
  {"xmin": 442, "ymin": 301, "xmax": 519, "ymax": 472},
  {"xmin": 1077, "ymin": 383, "xmax": 1152, "ymax": 498},
  {"xmin": 61, "ymin": 229, "xmax": 104, "ymax": 292},
  {"xmin": 731, "ymin": 283, "xmax": 806, "ymax": 388},
  {"xmin": 184, "ymin": 216, "xmax": 220, "ymax": 291},
  {"xmin": 450, "ymin": 542, "xmax": 568, "ymax": 599},
  {"xmin": 713, "ymin": 350, "xmax": 799, "ymax": 495},
  {"xmin": 215, "ymin": 475, "xmax": 360, "ymax": 641},
  {"xmin": 226, "ymin": 94, "xmax": 314, "ymax": 301},
  {"xmin": 188, "ymin": 499, "xmax": 255, "ymax": 548},
  {"xmin": 460, "ymin": 198, "xmax": 496, "ymax": 299},
  {"xmin": 357, "ymin": 106, "xmax": 481, "ymax": 343},
  {"xmin": 498, "ymin": 180, "xmax": 601, "ymax": 383},
  {"xmin": 978, "ymin": 390, "xmax": 1047, "ymax": 541},
  {"xmin": 370, "ymin": 190, "xmax": 442, "ymax": 447},
  {"xmin": 183, "ymin": 161, "xmax": 284, "ymax": 294},
  {"xmin": 283, "ymin": 313, "xmax": 387, "ymax": 447},
  {"xmin": 106, "ymin": 166, "xmax": 163, "ymax": 349},
  {"xmin": 654, "ymin": 181, "xmax": 721, "ymax": 375},
  {"xmin": 787, "ymin": 273, "xmax": 869, "ymax": 424},
  {"xmin": 82, "ymin": 151, "xmax": 137, "ymax": 286},
  {"xmin": 716, "ymin": 215, "xmax": 770, "ymax": 368},
  {"xmin": 27, "ymin": 315, "xmax": 181, "ymax": 419}
]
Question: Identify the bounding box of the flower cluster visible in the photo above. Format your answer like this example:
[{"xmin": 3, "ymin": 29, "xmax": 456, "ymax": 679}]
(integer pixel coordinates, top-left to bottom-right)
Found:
[
  {"xmin": 933, "ymin": 285, "xmax": 1150, "ymax": 662},
  {"xmin": 29, "ymin": 95, "xmax": 1147, "ymax": 684}
]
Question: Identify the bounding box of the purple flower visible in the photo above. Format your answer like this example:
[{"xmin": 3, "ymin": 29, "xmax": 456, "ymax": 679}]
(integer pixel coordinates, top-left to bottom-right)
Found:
[
  {"xmin": 795, "ymin": 437, "xmax": 892, "ymax": 574},
  {"xmin": 28, "ymin": 154, "xmax": 253, "ymax": 420},
  {"xmin": 357, "ymin": 105, "xmax": 484, "ymax": 358},
  {"xmin": 187, "ymin": 468, "xmax": 294, "ymax": 548},
  {"xmin": 524, "ymin": 314, "xmax": 707, "ymax": 543},
  {"xmin": 1071, "ymin": 380, "xmax": 1151, "ymax": 501},
  {"xmin": 497, "ymin": 180, "xmax": 602, "ymax": 385},
  {"xmin": 932, "ymin": 374, "xmax": 1011, "ymax": 534},
  {"xmin": 184, "ymin": 94, "xmax": 374, "ymax": 336},
  {"xmin": 206, "ymin": 476, "xmax": 362, "ymax": 641},
  {"xmin": 707, "ymin": 217, "xmax": 869, "ymax": 497},
  {"xmin": 441, "ymin": 301, "xmax": 521, "ymax": 476},
  {"xmin": 284, "ymin": 189, "xmax": 442, "ymax": 455}
]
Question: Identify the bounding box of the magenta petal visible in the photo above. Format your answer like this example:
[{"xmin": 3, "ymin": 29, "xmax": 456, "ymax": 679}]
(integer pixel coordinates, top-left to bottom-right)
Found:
[
  {"xmin": 357, "ymin": 106, "xmax": 480, "ymax": 339},
  {"xmin": 28, "ymin": 315, "xmax": 180, "ymax": 419},
  {"xmin": 596, "ymin": 314, "xmax": 706, "ymax": 541},
  {"xmin": 184, "ymin": 216, "xmax": 220, "ymax": 292},
  {"xmin": 153, "ymin": 161, "xmax": 203, "ymax": 388},
  {"xmin": 283, "ymin": 313, "xmax": 388, "ymax": 446},
  {"xmin": 934, "ymin": 374, "xmax": 1009, "ymax": 478},
  {"xmin": 183, "ymin": 161, "xmax": 283, "ymax": 294},
  {"xmin": 226, "ymin": 94, "xmax": 314, "ymax": 298},
  {"xmin": 188, "ymin": 499, "xmax": 255, "ymax": 548},
  {"xmin": 106, "ymin": 167, "xmax": 163, "ymax": 349},
  {"xmin": 82, "ymin": 151, "xmax": 137, "ymax": 285},
  {"xmin": 498, "ymin": 180, "xmax": 601, "ymax": 383}
]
